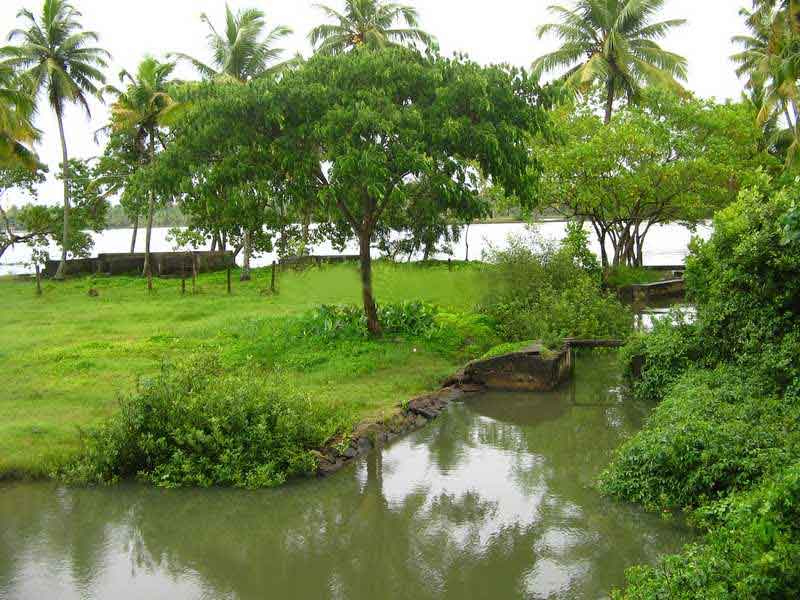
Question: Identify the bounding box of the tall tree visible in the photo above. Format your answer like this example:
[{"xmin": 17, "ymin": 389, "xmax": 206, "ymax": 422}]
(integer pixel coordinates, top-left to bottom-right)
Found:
[
  {"xmin": 171, "ymin": 3, "xmax": 293, "ymax": 280},
  {"xmin": 309, "ymin": 0, "xmax": 435, "ymax": 55},
  {"xmin": 733, "ymin": 5, "xmax": 800, "ymax": 167},
  {"xmin": 1, "ymin": 0, "xmax": 109, "ymax": 279},
  {"xmin": 0, "ymin": 63, "xmax": 39, "ymax": 170},
  {"xmin": 532, "ymin": 0, "xmax": 687, "ymax": 124},
  {"xmin": 143, "ymin": 50, "xmax": 549, "ymax": 335},
  {"xmin": 103, "ymin": 57, "xmax": 180, "ymax": 288},
  {"xmin": 540, "ymin": 91, "xmax": 776, "ymax": 268},
  {"xmin": 171, "ymin": 4, "xmax": 293, "ymax": 83}
]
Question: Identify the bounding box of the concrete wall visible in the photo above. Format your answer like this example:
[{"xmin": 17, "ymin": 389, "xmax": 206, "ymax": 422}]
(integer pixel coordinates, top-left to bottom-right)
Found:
[{"xmin": 463, "ymin": 344, "xmax": 573, "ymax": 392}]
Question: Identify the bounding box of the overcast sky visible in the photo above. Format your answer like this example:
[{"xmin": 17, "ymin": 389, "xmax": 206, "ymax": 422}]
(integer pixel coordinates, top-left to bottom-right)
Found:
[{"xmin": 1, "ymin": 0, "xmax": 749, "ymax": 206}]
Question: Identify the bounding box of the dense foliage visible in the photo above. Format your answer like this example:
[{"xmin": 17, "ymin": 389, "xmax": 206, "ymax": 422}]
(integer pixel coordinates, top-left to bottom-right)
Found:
[
  {"xmin": 63, "ymin": 355, "xmax": 355, "ymax": 488},
  {"xmin": 540, "ymin": 90, "xmax": 777, "ymax": 267},
  {"xmin": 602, "ymin": 181, "xmax": 800, "ymax": 598},
  {"xmin": 480, "ymin": 224, "xmax": 631, "ymax": 348}
]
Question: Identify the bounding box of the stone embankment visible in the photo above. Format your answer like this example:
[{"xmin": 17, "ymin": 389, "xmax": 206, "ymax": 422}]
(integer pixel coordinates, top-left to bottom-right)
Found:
[
  {"xmin": 317, "ymin": 342, "xmax": 583, "ymax": 477},
  {"xmin": 316, "ymin": 384, "xmax": 482, "ymax": 476}
]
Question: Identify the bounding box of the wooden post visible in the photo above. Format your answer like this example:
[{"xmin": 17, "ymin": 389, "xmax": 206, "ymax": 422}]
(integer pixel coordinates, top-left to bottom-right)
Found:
[
  {"xmin": 35, "ymin": 263, "xmax": 42, "ymax": 296},
  {"xmin": 181, "ymin": 258, "xmax": 186, "ymax": 296},
  {"xmin": 448, "ymin": 257, "xmax": 452, "ymax": 272},
  {"xmin": 191, "ymin": 254, "xmax": 197, "ymax": 294},
  {"xmin": 226, "ymin": 265, "xmax": 232, "ymax": 295},
  {"xmin": 271, "ymin": 260, "xmax": 277, "ymax": 293}
]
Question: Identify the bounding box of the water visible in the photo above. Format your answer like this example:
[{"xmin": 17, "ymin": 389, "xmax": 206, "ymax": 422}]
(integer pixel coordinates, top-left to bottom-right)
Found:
[
  {"xmin": 0, "ymin": 355, "xmax": 689, "ymax": 599},
  {"xmin": 0, "ymin": 221, "xmax": 710, "ymax": 276}
]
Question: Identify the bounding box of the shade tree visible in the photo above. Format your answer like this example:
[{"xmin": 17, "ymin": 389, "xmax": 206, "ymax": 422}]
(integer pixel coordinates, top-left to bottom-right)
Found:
[{"xmin": 539, "ymin": 90, "xmax": 778, "ymax": 268}]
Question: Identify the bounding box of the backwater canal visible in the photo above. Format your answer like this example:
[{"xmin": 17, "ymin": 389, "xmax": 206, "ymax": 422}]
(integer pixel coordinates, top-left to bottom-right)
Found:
[{"xmin": 0, "ymin": 354, "xmax": 689, "ymax": 599}]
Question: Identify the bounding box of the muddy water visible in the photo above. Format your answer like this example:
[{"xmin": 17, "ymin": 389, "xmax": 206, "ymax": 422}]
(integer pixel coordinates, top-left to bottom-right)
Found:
[{"xmin": 0, "ymin": 355, "xmax": 688, "ymax": 599}]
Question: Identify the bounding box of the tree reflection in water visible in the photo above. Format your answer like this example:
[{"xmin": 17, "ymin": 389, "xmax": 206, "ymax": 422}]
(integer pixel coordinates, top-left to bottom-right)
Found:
[{"xmin": 0, "ymin": 354, "xmax": 689, "ymax": 600}]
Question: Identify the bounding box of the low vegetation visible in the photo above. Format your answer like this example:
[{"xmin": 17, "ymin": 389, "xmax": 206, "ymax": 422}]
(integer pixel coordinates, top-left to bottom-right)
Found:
[
  {"xmin": 2, "ymin": 223, "xmax": 628, "ymax": 485},
  {"xmin": 480, "ymin": 224, "xmax": 632, "ymax": 349},
  {"xmin": 602, "ymin": 182, "xmax": 800, "ymax": 598}
]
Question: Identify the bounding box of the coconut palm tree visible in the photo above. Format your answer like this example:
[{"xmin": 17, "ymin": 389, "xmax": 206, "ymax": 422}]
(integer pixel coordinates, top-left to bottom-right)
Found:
[
  {"xmin": 309, "ymin": 0, "xmax": 435, "ymax": 55},
  {"xmin": 103, "ymin": 57, "xmax": 180, "ymax": 289},
  {"xmin": 733, "ymin": 6, "xmax": 800, "ymax": 167},
  {"xmin": 170, "ymin": 4, "xmax": 294, "ymax": 280},
  {"xmin": 0, "ymin": 63, "xmax": 39, "ymax": 170},
  {"xmin": 750, "ymin": 0, "xmax": 800, "ymax": 32},
  {"xmin": 1, "ymin": 0, "xmax": 109, "ymax": 279},
  {"xmin": 171, "ymin": 4, "xmax": 293, "ymax": 83},
  {"xmin": 532, "ymin": 0, "xmax": 687, "ymax": 124}
]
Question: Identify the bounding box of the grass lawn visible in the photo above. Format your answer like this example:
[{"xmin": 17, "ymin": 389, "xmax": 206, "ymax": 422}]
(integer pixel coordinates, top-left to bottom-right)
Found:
[{"xmin": 0, "ymin": 262, "xmax": 486, "ymax": 480}]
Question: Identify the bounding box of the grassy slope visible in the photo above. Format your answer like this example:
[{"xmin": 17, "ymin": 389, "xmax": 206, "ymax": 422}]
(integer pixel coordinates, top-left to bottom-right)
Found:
[{"xmin": 0, "ymin": 262, "xmax": 485, "ymax": 479}]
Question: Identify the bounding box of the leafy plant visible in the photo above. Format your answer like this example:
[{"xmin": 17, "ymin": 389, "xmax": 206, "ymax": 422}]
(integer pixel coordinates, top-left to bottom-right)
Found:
[{"xmin": 61, "ymin": 354, "xmax": 355, "ymax": 488}]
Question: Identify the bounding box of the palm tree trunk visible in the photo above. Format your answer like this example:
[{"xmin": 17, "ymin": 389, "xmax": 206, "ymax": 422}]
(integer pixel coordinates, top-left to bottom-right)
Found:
[
  {"xmin": 604, "ymin": 78, "xmax": 615, "ymax": 125},
  {"xmin": 54, "ymin": 109, "xmax": 71, "ymax": 280},
  {"xmin": 143, "ymin": 132, "xmax": 155, "ymax": 290},
  {"xmin": 240, "ymin": 230, "xmax": 252, "ymax": 281},
  {"xmin": 130, "ymin": 213, "xmax": 138, "ymax": 253}
]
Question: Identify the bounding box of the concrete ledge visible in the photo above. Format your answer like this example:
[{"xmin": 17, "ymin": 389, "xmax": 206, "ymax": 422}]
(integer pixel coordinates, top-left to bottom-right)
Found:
[
  {"xmin": 461, "ymin": 344, "xmax": 573, "ymax": 392},
  {"xmin": 619, "ymin": 278, "xmax": 686, "ymax": 303}
]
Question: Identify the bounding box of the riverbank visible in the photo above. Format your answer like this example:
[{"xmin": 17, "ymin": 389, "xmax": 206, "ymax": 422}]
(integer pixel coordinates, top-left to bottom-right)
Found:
[{"xmin": 0, "ymin": 262, "xmax": 488, "ymax": 480}]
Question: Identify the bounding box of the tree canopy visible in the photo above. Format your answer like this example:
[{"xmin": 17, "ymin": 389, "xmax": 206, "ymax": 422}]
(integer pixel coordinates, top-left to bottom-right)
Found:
[
  {"xmin": 145, "ymin": 48, "xmax": 551, "ymax": 333},
  {"xmin": 309, "ymin": 0, "xmax": 435, "ymax": 55},
  {"xmin": 539, "ymin": 90, "xmax": 777, "ymax": 267},
  {"xmin": 533, "ymin": 0, "xmax": 687, "ymax": 123}
]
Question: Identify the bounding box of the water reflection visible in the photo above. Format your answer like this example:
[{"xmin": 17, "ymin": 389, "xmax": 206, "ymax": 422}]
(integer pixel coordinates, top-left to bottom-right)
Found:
[{"xmin": 0, "ymin": 355, "xmax": 688, "ymax": 599}]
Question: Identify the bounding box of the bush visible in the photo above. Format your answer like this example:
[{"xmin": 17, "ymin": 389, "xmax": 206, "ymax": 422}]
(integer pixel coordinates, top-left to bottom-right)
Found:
[
  {"xmin": 600, "ymin": 367, "xmax": 798, "ymax": 511},
  {"xmin": 606, "ymin": 183, "xmax": 800, "ymax": 597},
  {"xmin": 61, "ymin": 354, "xmax": 355, "ymax": 488},
  {"xmin": 295, "ymin": 301, "xmax": 438, "ymax": 341},
  {"xmin": 480, "ymin": 231, "xmax": 632, "ymax": 347},
  {"xmin": 620, "ymin": 314, "xmax": 704, "ymax": 403},
  {"xmin": 615, "ymin": 464, "xmax": 800, "ymax": 599}
]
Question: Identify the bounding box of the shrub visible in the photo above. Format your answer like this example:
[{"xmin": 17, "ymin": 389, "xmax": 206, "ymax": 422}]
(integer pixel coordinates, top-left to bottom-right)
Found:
[
  {"xmin": 600, "ymin": 367, "xmax": 798, "ymax": 511},
  {"xmin": 295, "ymin": 301, "xmax": 438, "ymax": 341},
  {"xmin": 620, "ymin": 314, "xmax": 704, "ymax": 403},
  {"xmin": 61, "ymin": 354, "xmax": 355, "ymax": 488},
  {"xmin": 615, "ymin": 464, "xmax": 800, "ymax": 599},
  {"xmin": 607, "ymin": 183, "xmax": 800, "ymax": 597},
  {"xmin": 480, "ymin": 231, "xmax": 632, "ymax": 346}
]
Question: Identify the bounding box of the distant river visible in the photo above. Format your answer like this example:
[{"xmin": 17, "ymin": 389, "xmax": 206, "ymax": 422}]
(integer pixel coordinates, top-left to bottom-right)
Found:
[{"xmin": 0, "ymin": 221, "xmax": 711, "ymax": 277}]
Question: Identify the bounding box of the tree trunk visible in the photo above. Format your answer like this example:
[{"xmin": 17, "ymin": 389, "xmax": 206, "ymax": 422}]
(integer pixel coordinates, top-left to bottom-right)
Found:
[
  {"xmin": 130, "ymin": 213, "xmax": 138, "ymax": 253},
  {"xmin": 359, "ymin": 229, "xmax": 381, "ymax": 336},
  {"xmin": 464, "ymin": 223, "xmax": 470, "ymax": 262},
  {"xmin": 301, "ymin": 209, "xmax": 311, "ymax": 256},
  {"xmin": 54, "ymin": 109, "xmax": 71, "ymax": 280},
  {"xmin": 604, "ymin": 78, "xmax": 615, "ymax": 125},
  {"xmin": 210, "ymin": 235, "xmax": 217, "ymax": 253},
  {"xmin": 240, "ymin": 230, "xmax": 252, "ymax": 281},
  {"xmin": 143, "ymin": 132, "xmax": 156, "ymax": 290}
]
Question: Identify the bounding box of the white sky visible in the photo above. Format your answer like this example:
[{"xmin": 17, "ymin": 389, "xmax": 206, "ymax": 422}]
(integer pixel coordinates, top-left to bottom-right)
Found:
[{"xmin": 1, "ymin": 0, "xmax": 750, "ymax": 206}]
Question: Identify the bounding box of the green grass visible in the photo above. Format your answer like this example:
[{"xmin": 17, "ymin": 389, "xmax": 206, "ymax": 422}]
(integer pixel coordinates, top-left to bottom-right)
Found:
[
  {"xmin": 606, "ymin": 265, "xmax": 666, "ymax": 288},
  {"xmin": 0, "ymin": 261, "xmax": 486, "ymax": 480}
]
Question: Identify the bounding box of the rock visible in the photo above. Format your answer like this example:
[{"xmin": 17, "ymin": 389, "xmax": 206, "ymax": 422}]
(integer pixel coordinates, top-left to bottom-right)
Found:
[
  {"xmin": 414, "ymin": 415, "xmax": 427, "ymax": 428},
  {"xmin": 343, "ymin": 447, "xmax": 357, "ymax": 459},
  {"xmin": 357, "ymin": 437, "xmax": 372, "ymax": 452}
]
